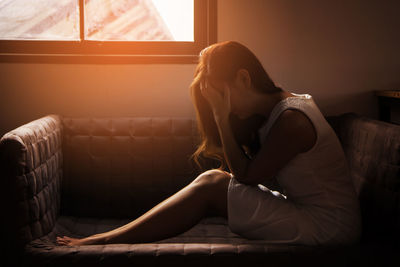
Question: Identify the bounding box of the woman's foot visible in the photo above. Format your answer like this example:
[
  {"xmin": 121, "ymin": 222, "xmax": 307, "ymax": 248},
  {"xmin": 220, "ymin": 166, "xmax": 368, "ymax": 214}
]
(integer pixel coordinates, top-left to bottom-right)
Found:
[{"xmin": 56, "ymin": 234, "xmax": 105, "ymax": 246}]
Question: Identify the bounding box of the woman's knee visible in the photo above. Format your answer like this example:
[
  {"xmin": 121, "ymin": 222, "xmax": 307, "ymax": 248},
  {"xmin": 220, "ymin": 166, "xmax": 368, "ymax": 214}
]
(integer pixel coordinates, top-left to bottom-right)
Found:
[
  {"xmin": 191, "ymin": 169, "xmax": 231, "ymax": 218},
  {"xmin": 192, "ymin": 169, "xmax": 232, "ymax": 189}
]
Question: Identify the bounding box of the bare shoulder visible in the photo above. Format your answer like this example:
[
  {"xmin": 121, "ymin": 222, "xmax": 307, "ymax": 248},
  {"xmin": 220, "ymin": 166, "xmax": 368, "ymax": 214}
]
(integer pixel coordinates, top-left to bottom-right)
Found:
[{"xmin": 273, "ymin": 109, "xmax": 317, "ymax": 153}]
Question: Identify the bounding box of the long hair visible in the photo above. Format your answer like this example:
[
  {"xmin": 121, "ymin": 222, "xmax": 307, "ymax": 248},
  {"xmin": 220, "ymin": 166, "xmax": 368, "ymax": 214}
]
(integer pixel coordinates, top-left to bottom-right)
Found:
[{"xmin": 190, "ymin": 41, "xmax": 281, "ymax": 169}]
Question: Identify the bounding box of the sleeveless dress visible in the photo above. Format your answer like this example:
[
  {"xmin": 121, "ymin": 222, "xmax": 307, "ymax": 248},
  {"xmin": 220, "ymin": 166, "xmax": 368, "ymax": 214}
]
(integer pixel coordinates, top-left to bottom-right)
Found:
[{"xmin": 227, "ymin": 93, "xmax": 361, "ymax": 245}]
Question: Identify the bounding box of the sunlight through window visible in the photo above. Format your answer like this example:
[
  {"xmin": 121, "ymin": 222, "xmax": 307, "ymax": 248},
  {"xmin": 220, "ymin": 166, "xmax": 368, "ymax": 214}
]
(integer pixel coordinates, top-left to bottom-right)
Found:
[
  {"xmin": 151, "ymin": 0, "xmax": 194, "ymax": 41},
  {"xmin": 0, "ymin": 0, "xmax": 215, "ymax": 63},
  {"xmin": 0, "ymin": 0, "xmax": 80, "ymax": 40},
  {"xmin": 85, "ymin": 0, "xmax": 194, "ymax": 41},
  {"xmin": 0, "ymin": 0, "xmax": 194, "ymax": 42}
]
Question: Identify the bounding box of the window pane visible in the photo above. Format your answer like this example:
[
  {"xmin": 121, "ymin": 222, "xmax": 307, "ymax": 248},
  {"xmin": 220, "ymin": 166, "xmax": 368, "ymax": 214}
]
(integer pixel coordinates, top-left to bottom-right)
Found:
[
  {"xmin": 84, "ymin": 0, "xmax": 193, "ymax": 41},
  {"xmin": 0, "ymin": 0, "xmax": 80, "ymax": 40}
]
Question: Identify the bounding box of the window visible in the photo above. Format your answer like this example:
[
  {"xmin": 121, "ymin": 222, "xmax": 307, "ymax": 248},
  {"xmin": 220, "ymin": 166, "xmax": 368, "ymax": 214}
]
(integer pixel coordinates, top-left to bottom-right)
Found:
[{"xmin": 0, "ymin": 0, "xmax": 217, "ymax": 63}]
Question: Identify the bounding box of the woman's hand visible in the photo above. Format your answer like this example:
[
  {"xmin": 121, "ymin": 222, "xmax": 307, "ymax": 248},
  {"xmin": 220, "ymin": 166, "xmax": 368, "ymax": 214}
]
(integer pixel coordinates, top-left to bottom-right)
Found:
[
  {"xmin": 200, "ymin": 79, "xmax": 251, "ymax": 181},
  {"xmin": 200, "ymin": 80, "xmax": 231, "ymax": 123}
]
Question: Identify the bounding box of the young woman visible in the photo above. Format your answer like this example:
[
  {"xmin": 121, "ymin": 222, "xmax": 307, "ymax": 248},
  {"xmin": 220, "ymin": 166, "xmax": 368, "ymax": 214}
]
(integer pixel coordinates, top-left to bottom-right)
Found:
[{"xmin": 57, "ymin": 41, "xmax": 361, "ymax": 246}]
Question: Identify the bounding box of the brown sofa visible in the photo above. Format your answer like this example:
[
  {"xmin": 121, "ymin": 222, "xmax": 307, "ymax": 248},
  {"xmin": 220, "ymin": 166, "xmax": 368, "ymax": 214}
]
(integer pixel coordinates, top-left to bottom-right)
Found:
[{"xmin": 0, "ymin": 113, "xmax": 399, "ymax": 267}]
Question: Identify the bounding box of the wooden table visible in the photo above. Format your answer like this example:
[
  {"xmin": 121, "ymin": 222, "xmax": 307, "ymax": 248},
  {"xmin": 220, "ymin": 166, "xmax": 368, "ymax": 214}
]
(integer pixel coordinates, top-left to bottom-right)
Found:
[{"xmin": 374, "ymin": 90, "xmax": 400, "ymax": 123}]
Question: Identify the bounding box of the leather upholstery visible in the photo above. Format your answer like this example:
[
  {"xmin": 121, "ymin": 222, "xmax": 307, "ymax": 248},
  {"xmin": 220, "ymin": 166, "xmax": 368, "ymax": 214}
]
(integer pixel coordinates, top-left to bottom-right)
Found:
[
  {"xmin": 327, "ymin": 113, "xmax": 400, "ymax": 244},
  {"xmin": 0, "ymin": 115, "xmax": 62, "ymax": 247},
  {"xmin": 1, "ymin": 113, "xmax": 399, "ymax": 266},
  {"xmin": 23, "ymin": 216, "xmax": 362, "ymax": 267},
  {"xmin": 61, "ymin": 117, "xmax": 208, "ymax": 218}
]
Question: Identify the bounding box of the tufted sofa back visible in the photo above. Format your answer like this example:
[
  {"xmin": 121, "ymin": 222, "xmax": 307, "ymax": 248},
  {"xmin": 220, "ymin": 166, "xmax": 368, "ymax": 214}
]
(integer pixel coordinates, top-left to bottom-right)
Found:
[
  {"xmin": 61, "ymin": 117, "xmax": 216, "ymax": 219},
  {"xmin": 327, "ymin": 113, "xmax": 400, "ymax": 243}
]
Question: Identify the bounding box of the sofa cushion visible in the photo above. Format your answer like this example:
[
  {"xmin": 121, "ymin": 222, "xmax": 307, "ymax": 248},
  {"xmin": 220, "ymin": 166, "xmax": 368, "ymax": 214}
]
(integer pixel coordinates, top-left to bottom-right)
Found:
[
  {"xmin": 327, "ymin": 113, "xmax": 400, "ymax": 243},
  {"xmin": 22, "ymin": 216, "xmax": 357, "ymax": 267}
]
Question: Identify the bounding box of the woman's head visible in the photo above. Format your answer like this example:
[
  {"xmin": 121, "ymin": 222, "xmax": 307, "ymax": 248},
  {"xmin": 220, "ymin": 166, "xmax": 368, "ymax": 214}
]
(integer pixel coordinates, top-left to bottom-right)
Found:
[{"xmin": 190, "ymin": 41, "xmax": 280, "ymax": 169}]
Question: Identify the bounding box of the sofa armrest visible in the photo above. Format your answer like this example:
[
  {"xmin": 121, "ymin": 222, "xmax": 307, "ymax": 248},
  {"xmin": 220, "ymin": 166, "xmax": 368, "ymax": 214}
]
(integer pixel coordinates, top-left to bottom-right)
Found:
[{"xmin": 0, "ymin": 115, "xmax": 63, "ymax": 248}]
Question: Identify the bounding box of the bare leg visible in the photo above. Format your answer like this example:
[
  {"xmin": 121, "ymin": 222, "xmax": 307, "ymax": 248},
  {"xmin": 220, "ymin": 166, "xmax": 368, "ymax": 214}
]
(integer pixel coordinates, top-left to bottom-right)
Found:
[{"xmin": 57, "ymin": 169, "xmax": 231, "ymax": 246}]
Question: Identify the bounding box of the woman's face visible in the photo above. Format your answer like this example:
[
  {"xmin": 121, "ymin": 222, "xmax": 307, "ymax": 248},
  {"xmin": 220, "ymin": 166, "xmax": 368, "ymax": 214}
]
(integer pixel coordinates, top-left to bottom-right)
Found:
[{"xmin": 205, "ymin": 70, "xmax": 253, "ymax": 119}]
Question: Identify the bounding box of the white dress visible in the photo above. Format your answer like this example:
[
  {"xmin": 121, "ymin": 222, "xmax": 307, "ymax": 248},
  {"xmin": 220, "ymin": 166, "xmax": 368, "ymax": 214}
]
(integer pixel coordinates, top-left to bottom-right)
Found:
[{"xmin": 227, "ymin": 93, "xmax": 361, "ymax": 245}]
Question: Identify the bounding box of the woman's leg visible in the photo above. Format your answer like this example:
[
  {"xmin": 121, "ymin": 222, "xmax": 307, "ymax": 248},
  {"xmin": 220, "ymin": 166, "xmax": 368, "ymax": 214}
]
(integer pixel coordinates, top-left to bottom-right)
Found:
[{"xmin": 57, "ymin": 169, "xmax": 231, "ymax": 246}]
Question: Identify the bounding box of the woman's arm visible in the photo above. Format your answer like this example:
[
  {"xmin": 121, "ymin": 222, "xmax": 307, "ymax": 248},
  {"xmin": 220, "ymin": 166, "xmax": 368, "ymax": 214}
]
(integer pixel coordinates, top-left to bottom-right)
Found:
[
  {"xmin": 241, "ymin": 110, "xmax": 317, "ymax": 185},
  {"xmin": 216, "ymin": 109, "xmax": 316, "ymax": 186},
  {"xmin": 214, "ymin": 116, "xmax": 252, "ymax": 181},
  {"xmin": 201, "ymin": 82, "xmax": 316, "ymax": 186},
  {"xmin": 200, "ymin": 81, "xmax": 251, "ymax": 182}
]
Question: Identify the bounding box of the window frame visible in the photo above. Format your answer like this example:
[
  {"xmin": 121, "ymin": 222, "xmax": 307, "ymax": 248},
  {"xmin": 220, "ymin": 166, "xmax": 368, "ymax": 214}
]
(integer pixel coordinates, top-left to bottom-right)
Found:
[{"xmin": 0, "ymin": 0, "xmax": 217, "ymax": 64}]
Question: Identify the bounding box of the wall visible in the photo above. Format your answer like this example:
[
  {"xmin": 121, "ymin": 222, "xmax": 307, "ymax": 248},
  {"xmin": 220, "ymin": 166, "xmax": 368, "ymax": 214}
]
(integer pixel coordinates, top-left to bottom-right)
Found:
[
  {"xmin": 1, "ymin": 0, "xmax": 400, "ymax": 136},
  {"xmin": 217, "ymin": 0, "xmax": 400, "ymax": 120},
  {"xmin": 0, "ymin": 64, "xmax": 196, "ymax": 136}
]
